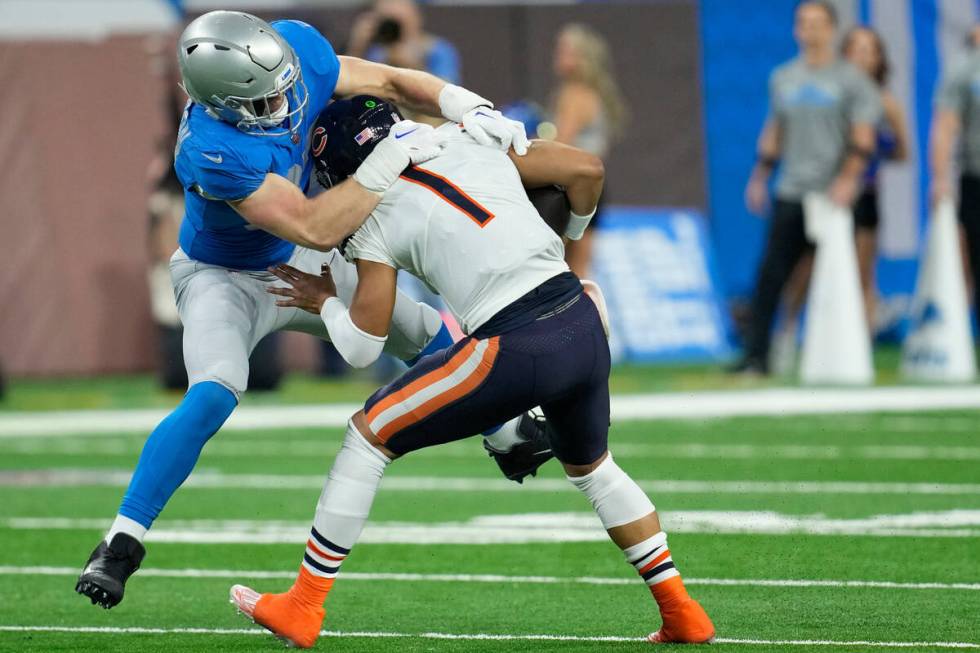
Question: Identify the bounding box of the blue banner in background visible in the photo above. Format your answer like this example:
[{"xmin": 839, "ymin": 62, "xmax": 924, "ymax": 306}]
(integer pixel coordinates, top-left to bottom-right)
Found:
[
  {"xmin": 592, "ymin": 207, "xmax": 735, "ymax": 363},
  {"xmin": 698, "ymin": 0, "xmax": 800, "ymax": 301}
]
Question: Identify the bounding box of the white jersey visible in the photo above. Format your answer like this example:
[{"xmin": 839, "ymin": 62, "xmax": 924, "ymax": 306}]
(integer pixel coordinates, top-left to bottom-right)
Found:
[{"xmin": 345, "ymin": 123, "xmax": 569, "ymax": 335}]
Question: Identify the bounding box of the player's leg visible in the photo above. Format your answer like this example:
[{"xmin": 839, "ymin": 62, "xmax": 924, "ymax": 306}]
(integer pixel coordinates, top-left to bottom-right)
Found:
[
  {"xmin": 541, "ymin": 303, "xmax": 714, "ymax": 644},
  {"xmin": 76, "ymin": 261, "xmax": 254, "ymax": 608},
  {"xmin": 284, "ymin": 247, "xmax": 546, "ymax": 476},
  {"xmin": 231, "ymin": 337, "xmax": 534, "ymax": 647}
]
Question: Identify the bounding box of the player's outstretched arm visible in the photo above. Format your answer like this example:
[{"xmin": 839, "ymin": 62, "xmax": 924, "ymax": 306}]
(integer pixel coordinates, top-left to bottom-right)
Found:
[
  {"xmin": 267, "ymin": 260, "xmax": 397, "ymax": 368},
  {"xmin": 508, "ymin": 140, "xmax": 604, "ymax": 217},
  {"xmin": 232, "ymin": 121, "xmax": 448, "ymax": 251},
  {"xmin": 336, "ymin": 56, "xmax": 529, "ymax": 154},
  {"xmin": 231, "ymin": 173, "xmax": 380, "ymax": 252}
]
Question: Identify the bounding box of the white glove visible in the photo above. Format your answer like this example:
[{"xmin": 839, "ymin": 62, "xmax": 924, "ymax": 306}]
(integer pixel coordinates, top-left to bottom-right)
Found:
[
  {"xmin": 461, "ymin": 107, "xmax": 530, "ymax": 155},
  {"xmin": 353, "ymin": 120, "xmax": 447, "ymax": 196},
  {"xmin": 438, "ymin": 83, "xmax": 530, "ymax": 155}
]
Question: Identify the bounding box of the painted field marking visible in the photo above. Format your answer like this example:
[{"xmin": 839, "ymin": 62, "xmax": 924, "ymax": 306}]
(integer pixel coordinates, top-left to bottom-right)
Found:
[
  {"xmin": 6, "ymin": 510, "xmax": 980, "ymax": 541},
  {"xmin": 2, "ymin": 565, "xmax": 977, "ymax": 592},
  {"xmin": 3, "ymin": 385, "xmax": 980, "ymax": 438},
  {"xmin": 6, "ymin": 437, "xmax": 980, "ymax": 461},
  {"xmin": 3, "ymin": 469, "xmax": 980, "ymax": 497},
  {"xmin": 0, "ymin": 626, "xmax": 976, "ymax": 648}
]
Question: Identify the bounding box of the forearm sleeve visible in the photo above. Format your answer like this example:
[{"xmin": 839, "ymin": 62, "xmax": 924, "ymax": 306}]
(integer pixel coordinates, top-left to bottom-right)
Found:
[{"xmin": 320, "ymin": 297, "xmax": 387, "ymax": 368}]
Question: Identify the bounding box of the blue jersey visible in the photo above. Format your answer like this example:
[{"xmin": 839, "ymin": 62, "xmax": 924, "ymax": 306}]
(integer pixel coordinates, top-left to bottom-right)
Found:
[{"xmin": 174, "ymin": 20, "xmax": 340, "ymax": 270}]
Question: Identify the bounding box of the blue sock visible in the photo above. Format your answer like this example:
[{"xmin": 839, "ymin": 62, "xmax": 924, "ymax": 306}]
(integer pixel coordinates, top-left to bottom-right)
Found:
[
  {"xmin": 404, "ymin": 321, "xmax": 455, "ymax": 367},
  {"xmin": 118, "ymin": 381, "xmax": 237, "ymax": 528}
]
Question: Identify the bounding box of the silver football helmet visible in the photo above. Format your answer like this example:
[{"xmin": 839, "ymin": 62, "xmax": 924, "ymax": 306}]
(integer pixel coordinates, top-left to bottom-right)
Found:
[{"xmin": 177, "ymin": 11, "xmax": 308, "ymax": 138}]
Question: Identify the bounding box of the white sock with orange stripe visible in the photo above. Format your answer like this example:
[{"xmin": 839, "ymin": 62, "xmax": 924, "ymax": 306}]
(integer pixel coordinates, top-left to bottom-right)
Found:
[
  {"xmin": 624, "ymin": 531, "xmax": 691, "ymax": 609},
  {"xmin": 288, "ymin": 419, "xmax": 390, "ymax": 607}
]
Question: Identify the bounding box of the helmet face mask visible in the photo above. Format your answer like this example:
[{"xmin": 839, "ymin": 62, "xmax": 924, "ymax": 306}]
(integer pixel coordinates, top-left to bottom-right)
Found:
[
  {"xmin": 212, "ymin": 64, "xmax": 309, "ymax": 136},
  {"xmin": 177, "ymin": 11, "xmax": 309, "ymax": 139}
]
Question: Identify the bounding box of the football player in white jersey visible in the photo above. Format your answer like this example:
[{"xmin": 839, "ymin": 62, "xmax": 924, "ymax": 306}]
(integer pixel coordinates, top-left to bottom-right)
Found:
[{"xmin": 229, "ymin": 97, "xmax": 715, "ymax": 647}]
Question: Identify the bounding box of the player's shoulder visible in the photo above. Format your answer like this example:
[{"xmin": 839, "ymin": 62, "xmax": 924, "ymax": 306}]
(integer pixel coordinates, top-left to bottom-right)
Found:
[
  {"xmin": 177, "ymin": 105, "xmax": 273, "ymax": 176},
  {"xmin": 271, "ymin": 19, "xmax": 338, "ymax": 76}
]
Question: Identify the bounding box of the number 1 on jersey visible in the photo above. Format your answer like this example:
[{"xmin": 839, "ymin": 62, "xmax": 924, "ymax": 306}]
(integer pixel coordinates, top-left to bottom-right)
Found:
[{"xmin": 400, "ymin": 166, "xmax": 495, "ymax": 227}]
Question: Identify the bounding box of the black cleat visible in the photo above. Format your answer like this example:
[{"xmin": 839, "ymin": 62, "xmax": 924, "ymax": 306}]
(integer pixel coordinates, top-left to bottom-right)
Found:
[
  {"xmin": 484, "ymin": 412, "xmax": 554, "ymax": 483},
  {"xmin": 75, "ymin": 533, "xmax": 145, "ymax": 609}
]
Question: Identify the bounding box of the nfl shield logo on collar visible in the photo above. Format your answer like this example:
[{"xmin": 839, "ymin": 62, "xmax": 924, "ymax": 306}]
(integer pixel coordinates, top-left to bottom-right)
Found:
[{"xmin": 292, "ymin": 132, "xmax": 300, "ymax": 144}]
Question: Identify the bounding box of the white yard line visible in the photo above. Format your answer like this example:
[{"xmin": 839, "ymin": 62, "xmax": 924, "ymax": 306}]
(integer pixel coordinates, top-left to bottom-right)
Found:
[
  {"xmin": 2, "ymin": 565, "xmax": 977, "ymax": 591},
  {"xmin": 0, "ymin": 626, "xmax": 975, "ymax": 648},
  {"xmin": 6, "ymin": 510, "xmax": 980, "ymax": 541},
  {"xmin": 2, "ymin": 386, "xmax": 980, "ymax": 438},
  {"xmin": 6, "ymin": 438, "xmax": 980, "ymax": 461},
  {"xmin": 3, "ymin": 469, "xmax": 980, "ymax": 496}
]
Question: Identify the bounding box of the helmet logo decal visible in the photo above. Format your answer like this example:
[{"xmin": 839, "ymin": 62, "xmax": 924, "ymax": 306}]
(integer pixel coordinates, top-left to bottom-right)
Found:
[
  {"xmin": 311, "ymin": 126, "xmax": 328, "ymax": 156},
  {"xmin": 365, "ymin": 100, "xmax": 377, "ymax": 108}
]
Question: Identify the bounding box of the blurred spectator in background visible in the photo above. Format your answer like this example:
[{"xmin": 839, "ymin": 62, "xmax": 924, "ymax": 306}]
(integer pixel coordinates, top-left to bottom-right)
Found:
[
  {"xmin": 348, "ymin": 0, "xmax": 460, "ymax": 86},
  {"xmin": 735, "ymin": 0, "xmax": 881, "ymax": 375},
  {"xmin": 549, "ymin": 23, "xmax": 627, "ymax": 278},
  {"xmin": 771, "ymin": 25, "xmax": 909, "ymax": 372},
  {"xmin": 841, "ymin": 26, "xmax": 908, "ymax": 326},
  {"xmin": 931, "ymin": 25, "xmax": 980, "ymax": 324}
]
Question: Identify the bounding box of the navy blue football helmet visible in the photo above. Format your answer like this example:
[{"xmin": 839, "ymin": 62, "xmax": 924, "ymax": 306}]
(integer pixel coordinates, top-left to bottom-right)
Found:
[{"xmin": 311, "ymin": 95, "xmax": 403, "ymax": 188}]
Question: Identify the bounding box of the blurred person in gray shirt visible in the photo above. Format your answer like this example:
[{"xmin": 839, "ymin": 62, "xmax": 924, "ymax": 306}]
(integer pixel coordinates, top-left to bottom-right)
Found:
[
  {"xmin": 734, "ymin": 0, "xmax": 882, "ymax": 375},
  {"xmin": 930, "ymin": 26, "xmax": 980, "ymax": 324}
]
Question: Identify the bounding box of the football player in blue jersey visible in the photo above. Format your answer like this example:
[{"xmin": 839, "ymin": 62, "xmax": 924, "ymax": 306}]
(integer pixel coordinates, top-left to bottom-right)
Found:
[{"xmin": 75, "ymin": 10, "xmax": 543, "ymax": 610}]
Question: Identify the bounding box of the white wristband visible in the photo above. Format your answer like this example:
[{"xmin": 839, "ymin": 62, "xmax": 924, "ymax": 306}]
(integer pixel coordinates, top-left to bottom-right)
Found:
[
  {"xmin": 320, "ymin": 297, "xmax": 388, "ymax": 368},
  {"xmin": 438, "ymin": 84, "xmax": 492, "ymax": 123},
  {"xmin": 352, "ymin": 137, "xmax": 409, "ymax": 196},
  {"xmin": 564, "ymin": 207, "xmax": 597, "ymax": 241}
]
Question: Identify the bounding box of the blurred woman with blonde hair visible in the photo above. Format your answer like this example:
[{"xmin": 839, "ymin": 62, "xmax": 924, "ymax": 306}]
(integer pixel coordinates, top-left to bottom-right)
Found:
[{"xmin": 550, "ymin": 23, "xmax": 628, "ymax": 277}]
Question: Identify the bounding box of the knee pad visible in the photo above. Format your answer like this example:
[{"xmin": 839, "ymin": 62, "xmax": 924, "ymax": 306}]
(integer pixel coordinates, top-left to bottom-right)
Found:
[{"xmin": 567, "ymin": 453, "xmax": 654, "ymax": 529}]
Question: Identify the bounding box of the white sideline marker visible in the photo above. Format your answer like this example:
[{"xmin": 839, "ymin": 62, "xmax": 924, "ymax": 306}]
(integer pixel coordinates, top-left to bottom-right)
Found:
[
  {"xmin": 0, "ymin": 626, "xmax": 976, "ymax": 649},
  {"xmin": 2, "ymin": 565, "xmax": 978, "ymax": 592},
  {"xmin": 902, "ymin": 198, "xmax": 977, "ymax": 382},
  {"xmin": 800, "ymin": 193, "xmax": 874, "ymax": 386}
]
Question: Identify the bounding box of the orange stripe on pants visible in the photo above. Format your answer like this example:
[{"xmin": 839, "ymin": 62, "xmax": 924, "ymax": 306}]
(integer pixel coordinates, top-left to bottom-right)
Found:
[
  {"xmin": 372, "ymin": 337, "xmax": 500, "ymax": 443},
  {"xmin": 365, "ymin": 339, "xmax": 479, "ymax": 425}
]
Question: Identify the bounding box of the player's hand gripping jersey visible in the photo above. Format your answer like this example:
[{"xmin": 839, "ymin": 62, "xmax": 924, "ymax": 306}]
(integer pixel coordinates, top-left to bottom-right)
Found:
[
  {"xmin": 174, "ymin": 20, "xmax": 339, "ymax": 270},
  {"xmin": 344, "ymin": 123, "xmax": 569, "ymax": 334}
]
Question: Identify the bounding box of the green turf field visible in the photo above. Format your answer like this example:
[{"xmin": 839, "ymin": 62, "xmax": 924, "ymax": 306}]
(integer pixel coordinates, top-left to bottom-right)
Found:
[{"xmin": 1, "ymin": 386, "xmax": 979, "ymax": 652}]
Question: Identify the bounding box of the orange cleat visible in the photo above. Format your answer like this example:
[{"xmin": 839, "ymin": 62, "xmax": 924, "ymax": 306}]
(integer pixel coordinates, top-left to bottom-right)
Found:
[
  {"xmin": 230, "ymin": 584, "xmax": 325, "ymax": 649},
  {"xmin": 647, "ymin": 598, "xmax": 716, "ymax": 644}
]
